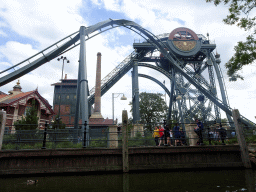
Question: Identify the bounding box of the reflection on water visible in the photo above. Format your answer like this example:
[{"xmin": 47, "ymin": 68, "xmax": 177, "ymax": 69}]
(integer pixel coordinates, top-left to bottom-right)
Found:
[{"xmin": 0, "ymin": 169, "xmax": 255, "ymax": 192}]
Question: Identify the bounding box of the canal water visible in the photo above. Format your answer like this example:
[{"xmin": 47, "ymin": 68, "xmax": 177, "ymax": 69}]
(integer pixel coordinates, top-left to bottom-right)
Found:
[{"xmin": 0, "ymin": 169, "xmax": 255, "ymax": 192}]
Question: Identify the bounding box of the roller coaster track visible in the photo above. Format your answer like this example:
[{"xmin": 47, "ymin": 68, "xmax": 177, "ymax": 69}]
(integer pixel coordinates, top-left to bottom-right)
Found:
[
  {"xmin": 88, "ymin": 62, "xmax": 173, "ymax": 104},
  {"xmin": 0, "ymin": 19, "xmax": 254, "ymax": 127},
  {"xmin": 87, "ymin": 50, "xmax": 146, "ymax": 104},
  {"xmin": 138, "ymin": 74, "xmax": 170, "ymax": 96}
]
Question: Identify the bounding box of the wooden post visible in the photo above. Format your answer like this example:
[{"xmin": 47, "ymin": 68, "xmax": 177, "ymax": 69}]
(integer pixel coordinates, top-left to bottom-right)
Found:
[
  {"xmin": 122, "ymin": 110, "xmax": 129, "ymax": 172},
  {"xmin": 0, "ymin": 111, "xmax": 6, "ymax": 150},
  {"xmin": 232, "ymin": 109, "xmax": 252, "ymax": 168}
]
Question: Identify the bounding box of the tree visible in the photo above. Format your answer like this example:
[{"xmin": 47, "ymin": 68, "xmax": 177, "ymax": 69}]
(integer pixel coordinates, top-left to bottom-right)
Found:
[
  {"xmin": 52, "ymin": 115, "xmax": 66, "ymax": 129},
  {"xmin": 14, "ymin": 100, "xmax": 39, "ymax": 130},
  {"xmin": 130, "ymin": 92, "xmax": 168, "ymax": 131},
  {"xmin": 206, "ymin": 0, "xmax": 256, "ymax": 80}
]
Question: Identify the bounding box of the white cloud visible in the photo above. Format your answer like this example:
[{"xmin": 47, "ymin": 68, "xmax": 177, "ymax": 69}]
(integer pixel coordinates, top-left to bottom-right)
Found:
[
  {"xmin": 0, "ymin": 41, "xmax": 38, "ymax": 65},
  {"xmin": 0, "ymin": 0, "xmax": 85, "ymax": 49},
  {"xmin": 0, "ymin": 30, "xmax": 7, "ymax": 37}
]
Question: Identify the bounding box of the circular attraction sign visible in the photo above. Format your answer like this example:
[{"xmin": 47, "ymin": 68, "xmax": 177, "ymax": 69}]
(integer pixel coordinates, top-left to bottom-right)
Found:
[{"xmin": 167, "ymin": 27, "xmax": 201, "ymax": 57}]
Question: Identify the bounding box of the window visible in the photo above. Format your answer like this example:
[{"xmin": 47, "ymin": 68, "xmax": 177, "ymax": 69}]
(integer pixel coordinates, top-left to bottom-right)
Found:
[{"xmin": 65, "ymin": 106, "xmax": 70, "ymax": 112}]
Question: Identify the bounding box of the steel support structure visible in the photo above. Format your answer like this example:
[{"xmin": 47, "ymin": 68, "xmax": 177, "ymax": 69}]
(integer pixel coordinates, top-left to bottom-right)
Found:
[
  {"xmin": 78, "ymin": 26, "xmax": 89, "ymax": 146},
  {"xmin": 132, "ymin": 58, "xmax": 140, "ymax": 124},
  {"xmin": 74, "ymin": 59, "xmax": 81, "ymax": 131},
  {"xmin": 174, "ymin": 79, "xmax": 185, "ymax": 130},
  {"xmin": 167, "ymin": 68, "xmax": 175, "ymax": 122},
  {"xmin": 0, "ymin": 19, "xmax": 253, "ymax": 128},
  {"xmin": 207, "ymin": 53, "xmax": 220, "ymax": 121},
  {"xmin": 211, "ymin": 53, "xmax": 234, "ymax": 126}
]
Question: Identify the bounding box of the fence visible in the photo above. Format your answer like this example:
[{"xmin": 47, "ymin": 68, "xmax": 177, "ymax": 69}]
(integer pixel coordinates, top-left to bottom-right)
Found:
[{"xmin": 1, "ymin": 120, "xmax": 255, "ymax": 150}]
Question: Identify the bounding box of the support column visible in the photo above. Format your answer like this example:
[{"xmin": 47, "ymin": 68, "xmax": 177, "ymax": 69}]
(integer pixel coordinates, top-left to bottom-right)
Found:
[
  {"xmin": 211, "ymin": 54, "xmax": 233, "ymax": 126},
  {"xmin": 74, "ymin": 59, "xmax": 81, "ymax": 130},
  {"xmin": 232, "ymin": 109, "xmax": 251, "ymax": 168},
  {"xmin": 79, "ymin": 26, "xmax": 89, "ymax": 146},
  {"xmin": 122, "ymin": 110, "xmax": 129, "ymax": 172},
  {"xmin": 132, "ymin": 58, "xmax": 140, "ymax": 124},
  {"xmin": 131, "ymin": 70, "xmax": 135, "ymax": 124},
  {"xmin": 177, "ymin": 100, "xmax": 185, "ymax": 130},
  {"xmin": 0, "ymin": 111, "xmax": 6, "ymax": 150},
  {"xmin": 174, "ymin": 78, "xmax": 185, "ymax": 130},
  {"xmin": 167, "ymin": 68, "xmax": 175, "ymax": 122},
  {"xmin": 108, "ymin": 125, "xmax": 118, "ymax": 148}
]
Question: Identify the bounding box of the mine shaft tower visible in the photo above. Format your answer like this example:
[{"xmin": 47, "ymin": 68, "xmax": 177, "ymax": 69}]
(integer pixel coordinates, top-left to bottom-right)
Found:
[{"xmin": 132, "ymin": 27, "xmax": 232, "ymax": 126}]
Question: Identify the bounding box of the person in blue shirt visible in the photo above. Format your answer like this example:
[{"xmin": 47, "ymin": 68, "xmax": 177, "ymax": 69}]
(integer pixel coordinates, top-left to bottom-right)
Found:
[
  {"xmin": 194, "ymin": 119, "xmax": 204, "ymax": 145},
  {"xmin": 179, "ymin": 127, "xmax": 186, "ymax": 145},
  {"xmin": 173, "ymin": 123, "xmax": 181, "ymax": 146}
]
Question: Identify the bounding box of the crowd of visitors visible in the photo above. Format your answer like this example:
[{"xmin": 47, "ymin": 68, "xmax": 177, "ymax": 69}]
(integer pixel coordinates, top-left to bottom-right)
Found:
[
  {"xmin": 152, "ymin": 119, "xmax": 229, "ymax": 146},
  {"xmin": 152, "ymin": 123, "xmax": 187, "ymax": 146}
]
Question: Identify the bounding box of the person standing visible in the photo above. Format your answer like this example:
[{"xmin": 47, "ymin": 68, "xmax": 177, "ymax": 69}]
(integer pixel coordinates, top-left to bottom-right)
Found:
[
  {"xmin": 194, "ymin": 119, "xmax": 204, "ymax": 145},
  {"xmin": 164, "ymin": 125, "xmax": 171, "ymax": 146},
  {"xmin": 173, "ymin": 123, "xmax": 181, "ymax": 146},
  {"xmin": 218, "ymin": 124, "xmax": 227, "ymax": 145},
  {"xmin": 158, "ymin": 125, "xmax": 165, "ymax": 146},
  {"xmin": 179, "ymin": 127, "xmax": 186, "ymax": 145},
  {"xmin": 152, "ymin": 126, "xmax": 160, "ymax": 146},
  {"xmin": 169, "ymin": 129, "xmax": 174, "ymax": 146}
]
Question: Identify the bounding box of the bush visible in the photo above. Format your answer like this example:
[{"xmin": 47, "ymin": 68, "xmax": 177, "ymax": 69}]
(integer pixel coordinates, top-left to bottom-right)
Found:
[
  {"xmin": 246, "ymin": 135, "xmax": 256, "ymax": 143},
  {"xmin": 89, "ymin": 138, "xmax": 107, "ymax": 148},
  {"xmin": 56, "ymin": 141, "xmax": 82, "ymax": 148},
  {"xmin": 2, "ymin": 143, "xmax": 16, "ymax": 150},
  {"xmin": 128, "ymin": 132, "xmax": 155, "ymax": 147}
]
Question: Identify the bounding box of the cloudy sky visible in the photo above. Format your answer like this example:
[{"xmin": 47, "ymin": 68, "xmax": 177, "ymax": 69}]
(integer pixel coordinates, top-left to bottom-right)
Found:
[{"xmin": 0, "ymin": 0, "xmax": 255, "ymax": 123}]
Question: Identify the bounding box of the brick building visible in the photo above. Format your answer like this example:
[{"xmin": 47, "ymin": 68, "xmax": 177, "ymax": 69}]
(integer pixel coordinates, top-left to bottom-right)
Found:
[
  {"xmin": 51, "ymin": 75, "xmax": 81, "ymax": 126},
  {"xmin": 0, "ymin": 81, "xmax": 54, "ymax": 131}
]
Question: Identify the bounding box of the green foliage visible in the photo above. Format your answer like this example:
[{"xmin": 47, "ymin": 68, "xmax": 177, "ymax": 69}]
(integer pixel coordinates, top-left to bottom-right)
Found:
[
  {"xmin": 128, "ymin": 132, "xmax": 155, "ymax": 147},
  {"xmin": 226, "ymin": 137, "xmax": 238, "ymax": 144},
  {"xmin": 89, "ymin": 138, "xmax": 107, "ymax": 147},
  {"xmin": 2, "ymin": 141, "xmax": 83, "ymax": 150},
  {"xmin": 14, "ymin": 99, "xmax": 39, "ymax": 130},
  {"xmin": 56, "ymin": 142, "xmax": 83, "ymax": 148},
  {"xmin": 130, "ymin": 92, "xmax": 168, "ymax": 131},
  {"xmin": 206, "ymin": 0, "xmax": 256, "ymax": 80},
  {"xmin": 52, "ymin": 115, "xmax": 66, "ymax": 129},
  {"xmin": 1, "ymin": 143, "xmax": 16, "ymax": 150},
  {"xmin": 246, "ymin": 135, "xmax": 256, "ymax": 143},
  {"xmin": 203, "ymin": 137, "xmax": 238, "ymax": 145}
]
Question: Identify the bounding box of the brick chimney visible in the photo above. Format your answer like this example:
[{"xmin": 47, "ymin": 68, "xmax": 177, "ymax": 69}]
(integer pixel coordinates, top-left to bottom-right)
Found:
[{"xmin": 90, "ymin": 52, "xmax": 103, "ymax": 119}]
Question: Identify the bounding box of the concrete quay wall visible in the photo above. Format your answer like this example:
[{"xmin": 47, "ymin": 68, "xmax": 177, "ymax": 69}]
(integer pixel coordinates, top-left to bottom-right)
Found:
[{"xmin": 0, "ymin": 145, "xmax": 243, "ymax": 175}]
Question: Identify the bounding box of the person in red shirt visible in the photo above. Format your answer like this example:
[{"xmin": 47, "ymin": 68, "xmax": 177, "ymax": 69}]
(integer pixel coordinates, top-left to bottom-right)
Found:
[{"xmin": 158, "ymin": 126, "xmax": 165, "ymax": 146}]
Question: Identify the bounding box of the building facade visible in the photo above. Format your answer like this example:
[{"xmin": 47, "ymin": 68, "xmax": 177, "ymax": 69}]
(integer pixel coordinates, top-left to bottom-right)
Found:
[
  {"xmin": 0, "ymin": 81, "xmax": 54, "ymax": 131},
  {"xmin": 51, "ymin": 76, "xmax": 82, "ymax": 126}
]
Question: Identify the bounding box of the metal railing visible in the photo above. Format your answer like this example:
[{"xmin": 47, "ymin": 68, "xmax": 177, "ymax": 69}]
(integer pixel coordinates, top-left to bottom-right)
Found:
[{"xmin": 2, "ymin": 121, "xmax": 256, "ymax": 151}]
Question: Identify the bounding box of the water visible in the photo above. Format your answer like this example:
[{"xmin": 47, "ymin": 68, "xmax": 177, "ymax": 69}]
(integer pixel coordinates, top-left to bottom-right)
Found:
[{"xmin": 0, "ymin": 169, "xmax": 255, "ymax": 192}]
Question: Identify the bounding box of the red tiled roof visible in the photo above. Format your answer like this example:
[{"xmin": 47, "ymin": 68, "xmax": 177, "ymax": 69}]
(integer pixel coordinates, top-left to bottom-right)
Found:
[
  {"xmin": 0, "ymin": 91, "xmax": 33, "ymax": 104},
  {"xmin": 0, "ymin": 95, "xmax": 7, "ymax": 99},
  {"xmin": 0, "ymin": 90, "xmax": 54, "ymax": 114},
  {"xmin": 0, "ymin": 91, "xmax": 7, "ymax": 95}
]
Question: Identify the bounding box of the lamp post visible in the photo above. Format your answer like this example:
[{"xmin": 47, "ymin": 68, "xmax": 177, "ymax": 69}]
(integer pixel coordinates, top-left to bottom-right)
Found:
[
  {"xmin": 57, "ymin": 56, "xmax": 69, "ymax": 127},
  {"xmin": 112, "ymin": 93, "xmax": 127, "ymax": 124}
]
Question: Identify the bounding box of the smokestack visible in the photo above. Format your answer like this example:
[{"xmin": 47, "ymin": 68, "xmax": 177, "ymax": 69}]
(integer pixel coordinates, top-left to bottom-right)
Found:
[{"xmin": 90, "ymin": 52, "xmax": 103, "ymax": 119}]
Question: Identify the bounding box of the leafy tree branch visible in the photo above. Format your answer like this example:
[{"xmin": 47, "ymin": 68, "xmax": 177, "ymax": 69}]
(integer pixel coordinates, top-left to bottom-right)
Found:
[{"xmin": 206, "ymin": 0, "xmax": 256, "ymax": 80}]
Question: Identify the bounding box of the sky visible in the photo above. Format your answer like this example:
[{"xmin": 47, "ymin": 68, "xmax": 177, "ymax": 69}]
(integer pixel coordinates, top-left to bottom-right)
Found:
[{"xmin": 0, "ymin": 0, "xmax": 255, "ymax": 124}]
